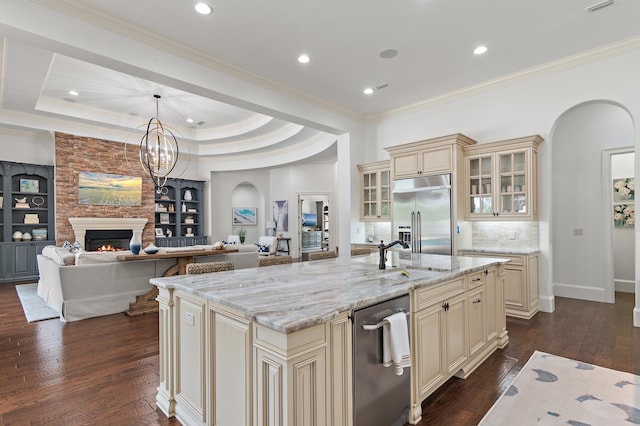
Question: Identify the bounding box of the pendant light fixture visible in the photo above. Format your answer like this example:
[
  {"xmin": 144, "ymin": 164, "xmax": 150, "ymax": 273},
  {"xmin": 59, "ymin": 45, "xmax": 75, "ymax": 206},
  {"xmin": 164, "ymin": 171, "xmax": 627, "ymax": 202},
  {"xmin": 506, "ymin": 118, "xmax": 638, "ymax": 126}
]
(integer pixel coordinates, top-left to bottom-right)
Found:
[{"xmin": 138, "ymin": 94, "xmax": 179, "ymax": 192}]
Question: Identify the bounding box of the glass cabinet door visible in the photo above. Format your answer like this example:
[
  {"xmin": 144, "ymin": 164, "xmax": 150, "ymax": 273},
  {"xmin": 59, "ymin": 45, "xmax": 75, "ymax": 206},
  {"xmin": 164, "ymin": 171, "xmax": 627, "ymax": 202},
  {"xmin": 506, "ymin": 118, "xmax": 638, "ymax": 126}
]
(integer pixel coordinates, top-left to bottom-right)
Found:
[
  {"xmin": 362, "ymin": 171, "xmax": 378, "ymax": 218},
  {"xmin": 379, "ymin": 170, "xmax": 391, "ymax": 218},
  {"xmin": 469, "ymin": 155, "xmax": 493, "ymax": 215},
  {"xmin": 499, "ymin": 151, "xmax": 527, "ymax": 215}
]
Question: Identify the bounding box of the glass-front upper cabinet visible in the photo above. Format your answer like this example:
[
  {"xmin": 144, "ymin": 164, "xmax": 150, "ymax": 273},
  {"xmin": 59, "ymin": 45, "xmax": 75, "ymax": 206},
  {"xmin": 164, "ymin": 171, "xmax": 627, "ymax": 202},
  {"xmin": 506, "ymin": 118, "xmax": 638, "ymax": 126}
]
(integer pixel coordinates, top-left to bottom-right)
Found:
[
  {"xmin": 358, "ymin": 160, "xmax": 392, "ymax": 221},
  {"xmin": 468, "ymin": 155, "xmax": 493, "ymax": 215},
  {"xmin": 464, "ymin": 135, "xmax": 542, "ymax": 220},
  {"xmin": 499, "ymin": 151, "xmax": 527, "ymax": 215}
]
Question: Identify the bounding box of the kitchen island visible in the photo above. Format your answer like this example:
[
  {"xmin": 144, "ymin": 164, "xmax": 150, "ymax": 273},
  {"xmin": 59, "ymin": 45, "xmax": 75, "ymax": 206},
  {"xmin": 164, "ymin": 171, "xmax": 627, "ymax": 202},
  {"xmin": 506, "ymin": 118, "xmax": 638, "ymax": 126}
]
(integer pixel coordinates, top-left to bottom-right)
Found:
[{"xmin": 151, "ymin": 253, "xmax": 509, "ymax": 425}]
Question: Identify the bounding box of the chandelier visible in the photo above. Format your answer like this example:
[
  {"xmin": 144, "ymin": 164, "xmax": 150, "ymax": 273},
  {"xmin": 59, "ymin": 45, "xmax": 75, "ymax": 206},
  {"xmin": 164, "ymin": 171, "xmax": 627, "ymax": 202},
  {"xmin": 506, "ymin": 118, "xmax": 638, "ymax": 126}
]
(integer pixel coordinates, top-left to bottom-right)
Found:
[{"xmin": 138, "ymin": 94, "xmax": 179, "ymax": 192}]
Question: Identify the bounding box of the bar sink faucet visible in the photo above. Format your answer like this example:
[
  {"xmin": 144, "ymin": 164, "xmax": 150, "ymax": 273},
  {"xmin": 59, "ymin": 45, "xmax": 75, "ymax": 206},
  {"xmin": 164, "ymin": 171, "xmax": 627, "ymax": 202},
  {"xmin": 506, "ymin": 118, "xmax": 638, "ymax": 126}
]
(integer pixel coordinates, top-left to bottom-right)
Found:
[{"xmin": 378, "ymin": 240, "xmax": 410, "ymax": 269}]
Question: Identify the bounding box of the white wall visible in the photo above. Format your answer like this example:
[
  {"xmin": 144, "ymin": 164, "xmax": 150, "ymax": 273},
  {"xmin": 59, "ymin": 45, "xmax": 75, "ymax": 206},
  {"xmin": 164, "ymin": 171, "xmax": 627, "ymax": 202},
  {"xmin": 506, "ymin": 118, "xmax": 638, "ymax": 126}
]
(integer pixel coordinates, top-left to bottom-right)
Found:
[
  {"xmin": 270, "ymin": 162, "xmax": 337, "ymax": 258},
  {"xmin": 0, "ymin": 129, "xmax": 54, "ymax": 165},
  {"xmin": 209, "ymin": 169, "xmax": 270, "ymax": 244}
]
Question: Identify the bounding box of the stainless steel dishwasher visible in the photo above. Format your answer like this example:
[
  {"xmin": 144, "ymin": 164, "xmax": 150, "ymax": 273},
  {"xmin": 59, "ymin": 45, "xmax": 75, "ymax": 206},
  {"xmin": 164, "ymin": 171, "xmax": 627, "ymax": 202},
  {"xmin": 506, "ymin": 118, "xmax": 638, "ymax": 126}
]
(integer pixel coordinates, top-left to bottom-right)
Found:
[{"xmin": 353, "ymin": 294, "xmax": 410, "ymax": 426}]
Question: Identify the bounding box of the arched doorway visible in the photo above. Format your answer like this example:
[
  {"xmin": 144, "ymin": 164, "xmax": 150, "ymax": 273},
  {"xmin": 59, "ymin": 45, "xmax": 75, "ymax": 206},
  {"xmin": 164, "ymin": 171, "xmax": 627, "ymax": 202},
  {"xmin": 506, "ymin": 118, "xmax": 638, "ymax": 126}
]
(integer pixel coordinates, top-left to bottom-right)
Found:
[{"xmin": 551, "ymin": 101, "xmax": 634, "ymax": 304}]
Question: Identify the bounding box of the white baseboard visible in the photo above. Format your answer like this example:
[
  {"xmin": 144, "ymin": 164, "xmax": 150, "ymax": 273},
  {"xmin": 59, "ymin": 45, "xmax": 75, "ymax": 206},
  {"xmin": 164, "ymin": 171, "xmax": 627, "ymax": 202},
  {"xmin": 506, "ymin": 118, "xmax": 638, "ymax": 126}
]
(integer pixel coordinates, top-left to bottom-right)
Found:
[
  {"xmin": 635, "ymin": 307, "xmax": 640, "ymax": 328},
  {"xmin": 553, "ymin": 282, "xmax": 611, "ymax": 303},
  {"xmin": 538, "ymin": 295, "xmax": 555, "ymax": 313},
  {"xmin": 614, "ymin": 279, "xmax": 635, "ymax": 294}
]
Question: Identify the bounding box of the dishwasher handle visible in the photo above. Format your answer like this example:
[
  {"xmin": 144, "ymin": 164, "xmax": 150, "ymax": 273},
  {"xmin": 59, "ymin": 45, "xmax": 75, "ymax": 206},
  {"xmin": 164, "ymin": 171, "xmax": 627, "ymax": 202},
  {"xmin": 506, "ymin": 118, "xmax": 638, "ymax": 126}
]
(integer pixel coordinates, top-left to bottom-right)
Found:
[{"xmin": 361, "ymin": 311, "xmax": 410, "ymax": 330}]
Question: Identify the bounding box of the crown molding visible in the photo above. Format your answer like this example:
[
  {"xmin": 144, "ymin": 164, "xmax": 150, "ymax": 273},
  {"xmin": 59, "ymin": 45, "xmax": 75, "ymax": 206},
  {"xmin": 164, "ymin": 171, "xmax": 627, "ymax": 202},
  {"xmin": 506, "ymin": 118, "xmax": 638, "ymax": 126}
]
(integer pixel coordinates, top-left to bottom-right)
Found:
[{"xmin": 374, "ymin": 35, "xmax": 640, "ymax": 121}]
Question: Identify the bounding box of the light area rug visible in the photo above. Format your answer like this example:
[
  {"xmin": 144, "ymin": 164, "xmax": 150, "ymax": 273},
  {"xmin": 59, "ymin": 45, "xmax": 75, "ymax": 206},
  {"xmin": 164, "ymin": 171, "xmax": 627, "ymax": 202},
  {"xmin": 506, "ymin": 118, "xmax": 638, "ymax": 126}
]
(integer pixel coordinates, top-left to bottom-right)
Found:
[
  {"xmin": 15, "ymin": 283, "xmax": 59, "ymax": 322},
  {"xmin": 479, "ymin": 350, "xmax": 640, "ymax": 425}
]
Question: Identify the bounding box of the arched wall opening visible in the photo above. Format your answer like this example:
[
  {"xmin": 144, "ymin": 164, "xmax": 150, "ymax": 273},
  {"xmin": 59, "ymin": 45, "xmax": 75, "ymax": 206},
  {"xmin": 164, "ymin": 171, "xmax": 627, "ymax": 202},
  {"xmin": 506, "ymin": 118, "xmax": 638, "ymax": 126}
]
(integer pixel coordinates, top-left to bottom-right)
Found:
[{"xmin": 551, "ymin": 101, "xmax": 634, "ymax": 307}]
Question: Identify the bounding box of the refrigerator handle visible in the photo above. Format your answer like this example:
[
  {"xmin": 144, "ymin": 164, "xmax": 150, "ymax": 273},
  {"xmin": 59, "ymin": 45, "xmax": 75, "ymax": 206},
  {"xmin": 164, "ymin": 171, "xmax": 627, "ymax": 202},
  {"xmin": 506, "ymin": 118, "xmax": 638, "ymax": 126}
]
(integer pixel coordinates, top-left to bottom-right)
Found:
[
  {"xmin": 417, "ymin": 211, "xmax": 421, "ymax": 254},
  {"xmin": 411, "ymin": 211, "xmax": 416, "ymax": 253}
]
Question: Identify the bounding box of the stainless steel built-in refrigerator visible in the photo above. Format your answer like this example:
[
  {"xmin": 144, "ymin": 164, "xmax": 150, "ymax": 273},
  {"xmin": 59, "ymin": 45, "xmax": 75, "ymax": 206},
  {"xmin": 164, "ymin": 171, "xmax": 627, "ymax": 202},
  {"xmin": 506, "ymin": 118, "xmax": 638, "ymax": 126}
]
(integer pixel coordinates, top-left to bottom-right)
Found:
[{"xmin": 393, "ymin": 174, "xmax": 452, "ymax": 255}]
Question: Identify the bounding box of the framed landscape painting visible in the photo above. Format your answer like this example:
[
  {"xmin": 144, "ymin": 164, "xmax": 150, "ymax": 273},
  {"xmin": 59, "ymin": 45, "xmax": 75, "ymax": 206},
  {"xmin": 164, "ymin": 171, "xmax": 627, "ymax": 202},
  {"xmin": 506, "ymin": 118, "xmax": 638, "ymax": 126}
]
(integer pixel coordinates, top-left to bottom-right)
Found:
[
  {"xmin": 78, "ymin": 172, "xmax": 142, "ymax": 206},
  {"xmin": 232, "ymin": 207, "xmax": 257, "ymax": 225}
]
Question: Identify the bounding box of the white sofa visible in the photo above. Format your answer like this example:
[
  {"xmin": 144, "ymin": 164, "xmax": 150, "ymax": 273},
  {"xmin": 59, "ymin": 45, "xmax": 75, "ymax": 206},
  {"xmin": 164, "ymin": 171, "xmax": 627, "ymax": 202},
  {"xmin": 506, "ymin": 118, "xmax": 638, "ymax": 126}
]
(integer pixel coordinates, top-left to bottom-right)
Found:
[{"xmin": 36, "ymin": 244, "xmax": 259, "ymax": 322}]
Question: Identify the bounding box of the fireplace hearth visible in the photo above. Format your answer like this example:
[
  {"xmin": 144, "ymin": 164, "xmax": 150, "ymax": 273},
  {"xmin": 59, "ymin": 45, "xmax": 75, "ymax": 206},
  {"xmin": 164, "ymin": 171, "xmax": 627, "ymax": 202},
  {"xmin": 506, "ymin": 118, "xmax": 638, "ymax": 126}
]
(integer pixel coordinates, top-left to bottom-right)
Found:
[{"xmin": 85, "ymin": 229, "xmax": 132, "ymax": 251}]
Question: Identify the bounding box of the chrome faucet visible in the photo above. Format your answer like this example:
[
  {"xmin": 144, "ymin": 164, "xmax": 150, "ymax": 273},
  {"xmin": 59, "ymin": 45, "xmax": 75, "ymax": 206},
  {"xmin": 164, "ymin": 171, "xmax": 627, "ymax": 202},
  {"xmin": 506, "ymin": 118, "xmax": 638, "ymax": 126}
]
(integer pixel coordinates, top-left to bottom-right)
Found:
[{"xmin": 378, "ymin": 239, "xmax": 410, "ymax": 269}]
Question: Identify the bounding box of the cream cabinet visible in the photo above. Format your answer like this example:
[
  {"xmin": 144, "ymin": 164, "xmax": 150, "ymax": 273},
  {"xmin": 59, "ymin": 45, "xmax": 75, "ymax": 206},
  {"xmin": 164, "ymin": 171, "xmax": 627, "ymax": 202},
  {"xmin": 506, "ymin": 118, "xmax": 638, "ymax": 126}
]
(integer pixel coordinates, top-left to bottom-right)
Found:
[
  {"xmin": 156, "ymin": 286, "xmax": 352, "ymax": 426},
  {"xmin": 357, "ymin": 160, "xmax": 391, "ymax": 221},
  {"xmin": 411, "ymin": 277, "xmax": 467, "ymax": 415},
  {"xmin": 385, "ymin": 133, "xmax": 477, "ymax": 180},
  {"xmin": 459, "ymin": 251, "xmax": 539, "ymax": 319},
  {"xmin": 464, "ymin": 135, "xmax": 542, "ymax": 220},
  {"xmin": 409, "ymin": 265, "xmax": 507, "ymax": 424}
]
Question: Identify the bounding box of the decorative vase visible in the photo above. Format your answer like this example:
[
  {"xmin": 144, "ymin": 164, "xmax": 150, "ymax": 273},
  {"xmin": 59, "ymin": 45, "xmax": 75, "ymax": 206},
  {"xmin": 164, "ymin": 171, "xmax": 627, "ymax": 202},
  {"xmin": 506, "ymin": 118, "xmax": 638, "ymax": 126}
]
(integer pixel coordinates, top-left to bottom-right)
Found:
[
  {"xmin": 130, "ymin": 231, "xmax": 142, "ymax": 255},
  {"xmin": 184, "ymin": 189, "xmax": 192, "ymax": 201}
]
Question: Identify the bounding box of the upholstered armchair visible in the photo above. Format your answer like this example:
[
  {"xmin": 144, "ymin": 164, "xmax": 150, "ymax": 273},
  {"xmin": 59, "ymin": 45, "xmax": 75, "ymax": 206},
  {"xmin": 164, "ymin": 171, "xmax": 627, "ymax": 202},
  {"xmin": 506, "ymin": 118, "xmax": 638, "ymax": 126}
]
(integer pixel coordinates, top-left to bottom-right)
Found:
[{"xmin": 257, "ymin": 236, "xmax": 277, "ymax": 256}]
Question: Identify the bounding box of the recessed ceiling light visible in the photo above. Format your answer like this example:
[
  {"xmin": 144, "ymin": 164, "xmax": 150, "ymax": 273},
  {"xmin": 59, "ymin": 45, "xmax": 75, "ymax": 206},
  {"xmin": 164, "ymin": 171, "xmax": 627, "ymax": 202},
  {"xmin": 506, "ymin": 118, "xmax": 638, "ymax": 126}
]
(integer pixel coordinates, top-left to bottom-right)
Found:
[
  {"xmin": 194, "ymin": 2, "xmax": 213, "ymax": 15},
  {"xmin": 363, "ymin": 88, "xmax": 374, "ymax": 95},
  {"xmin": 473, "ymin": 45, "xmax": 488, "ymax": 55},
  {"xmin": 186, "ymin": 118, "xmax": 194, "ymax": 123},
  {"xmin": 68, "ymin": 90, "xmax": 79, "ymax": 96},
  {"xmin": 379, "ymin": 49, "xmax": 398, "ymax": 59},
  {"xmin": 298, "ymin": 54, "xmax": 311, "ymax": 64}
]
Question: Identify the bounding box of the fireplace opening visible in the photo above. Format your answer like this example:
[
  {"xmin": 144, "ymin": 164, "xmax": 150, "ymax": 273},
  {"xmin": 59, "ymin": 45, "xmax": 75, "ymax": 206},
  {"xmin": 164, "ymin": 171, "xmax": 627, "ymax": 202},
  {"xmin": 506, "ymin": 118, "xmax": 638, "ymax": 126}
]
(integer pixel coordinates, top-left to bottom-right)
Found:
[{"xmin": 85, "ymin": 229, "xmax": 132, "ymax": 251}]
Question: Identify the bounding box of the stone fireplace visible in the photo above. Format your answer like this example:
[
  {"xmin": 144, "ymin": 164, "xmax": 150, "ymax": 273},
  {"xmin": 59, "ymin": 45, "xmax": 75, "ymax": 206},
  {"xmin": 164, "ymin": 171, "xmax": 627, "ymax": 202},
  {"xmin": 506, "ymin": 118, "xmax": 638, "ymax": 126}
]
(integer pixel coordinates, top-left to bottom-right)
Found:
[{"xmin": 68, "ymin": 218, "xmax": 148, "ymax": 249}]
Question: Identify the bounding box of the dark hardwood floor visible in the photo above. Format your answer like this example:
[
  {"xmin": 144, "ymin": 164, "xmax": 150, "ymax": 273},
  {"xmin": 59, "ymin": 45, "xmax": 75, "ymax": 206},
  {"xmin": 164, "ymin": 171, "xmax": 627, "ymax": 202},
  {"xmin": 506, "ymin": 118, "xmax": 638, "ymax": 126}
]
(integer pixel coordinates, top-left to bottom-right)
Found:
[{"xmin": 1, "ymin": 282, "xmax": 638, "ymax": 425}]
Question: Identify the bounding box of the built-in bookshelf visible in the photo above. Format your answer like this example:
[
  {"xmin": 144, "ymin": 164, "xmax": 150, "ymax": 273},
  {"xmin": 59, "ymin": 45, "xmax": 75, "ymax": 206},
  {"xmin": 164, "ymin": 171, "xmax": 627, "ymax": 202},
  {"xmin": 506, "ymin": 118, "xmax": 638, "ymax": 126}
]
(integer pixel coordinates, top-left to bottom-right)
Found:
[
  {"xmin": 0, "ymin": 161, "xmax": 55, "ymax": 282},
  {"xmin": 154, "ymin": 178, "xmax": 208, "ymax": 247}
]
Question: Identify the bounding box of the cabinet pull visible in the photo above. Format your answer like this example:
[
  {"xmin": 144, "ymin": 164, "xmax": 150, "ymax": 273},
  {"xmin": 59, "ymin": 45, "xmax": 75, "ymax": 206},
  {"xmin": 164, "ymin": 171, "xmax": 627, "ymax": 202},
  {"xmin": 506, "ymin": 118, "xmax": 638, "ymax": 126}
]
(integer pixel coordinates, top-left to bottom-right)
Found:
[
  {"xmin": 472, "ymin": 278, "xmax": 481, "ymax": 282},
  {"xmin": 472, "ymin": 298, "xmax": 482, "ymax": 304},
  {"xmin": 442, "ymin": 302, "xmax": 449, "ymax": 311}
]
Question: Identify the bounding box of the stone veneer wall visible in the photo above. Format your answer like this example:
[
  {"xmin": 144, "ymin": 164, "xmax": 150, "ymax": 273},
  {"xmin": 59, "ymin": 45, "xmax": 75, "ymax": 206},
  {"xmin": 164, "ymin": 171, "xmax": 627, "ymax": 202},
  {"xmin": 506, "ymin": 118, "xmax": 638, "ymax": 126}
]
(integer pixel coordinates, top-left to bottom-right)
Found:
[{"xmin": 55, "ymin": 132, "xmax": 155, "ymax": 246}]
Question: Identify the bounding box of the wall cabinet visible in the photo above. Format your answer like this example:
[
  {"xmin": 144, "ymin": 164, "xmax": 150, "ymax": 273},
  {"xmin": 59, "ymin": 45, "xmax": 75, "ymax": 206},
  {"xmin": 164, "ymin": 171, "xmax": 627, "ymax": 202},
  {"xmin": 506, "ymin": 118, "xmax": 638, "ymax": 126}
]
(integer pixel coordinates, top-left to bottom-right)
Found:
[
  {"xmin": 0, "ymin": 161, "xmax": 55, "ymax": 282},
  {"xmin": 154, "ymin": 178, "xmax": 208, "ymax": 247},
  {"xmin": 385, "ymin": 134, "xmax": 477, "ymax": 180},
  {"xmin": 464, "ymin": 135, "xmax": 542, "ymax": 220},
  {"xmin": 459, "ymin": 251, "xmax": 539, "ymax": 319},
  {"xmin": 357, "ymin": 160, "xmax": 391, "ymax": 221}
]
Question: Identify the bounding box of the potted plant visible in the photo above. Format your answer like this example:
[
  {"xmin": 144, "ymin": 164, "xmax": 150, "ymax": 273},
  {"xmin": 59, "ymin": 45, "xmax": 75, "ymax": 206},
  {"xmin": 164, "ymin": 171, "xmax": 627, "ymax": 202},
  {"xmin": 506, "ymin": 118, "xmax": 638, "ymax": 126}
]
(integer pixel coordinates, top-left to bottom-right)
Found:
[{"xmin": 238, "ymin": 227, "xmax": 246, "ymax": 244}]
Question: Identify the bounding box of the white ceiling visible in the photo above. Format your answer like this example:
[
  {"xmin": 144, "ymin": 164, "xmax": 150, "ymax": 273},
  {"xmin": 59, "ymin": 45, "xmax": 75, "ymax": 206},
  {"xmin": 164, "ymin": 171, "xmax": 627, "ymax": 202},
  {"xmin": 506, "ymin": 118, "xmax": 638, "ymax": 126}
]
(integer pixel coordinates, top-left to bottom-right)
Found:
[{"xmin": 1, "ymin": 0, "xmax": 639, "ymax": 166}]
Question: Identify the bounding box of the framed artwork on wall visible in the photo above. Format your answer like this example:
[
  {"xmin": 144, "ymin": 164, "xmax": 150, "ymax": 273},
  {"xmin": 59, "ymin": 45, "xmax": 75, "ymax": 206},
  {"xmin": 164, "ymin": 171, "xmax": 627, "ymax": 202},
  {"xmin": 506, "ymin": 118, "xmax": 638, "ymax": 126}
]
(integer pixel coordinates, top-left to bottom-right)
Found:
[
  {"xmin": 78, "ymin": 172, "xmax": 142, "ymax": 206},
  {"xmin": 272, "ymin": 200, "xmax": 288, "ymax": 232},
  {"xmin": 20, "ymin": 178, "xmax": 39, "ymax": 193},
  {"xmin": 232, "ymin": 207, "xmax": 257, "ymax": 225},
  {"xmin": 613, "ymin": 204, "xmax": 634, "ymax": 227},
  {"xmin": 613, "ymin": 178, "xmax": 634, "ymax": 202}
]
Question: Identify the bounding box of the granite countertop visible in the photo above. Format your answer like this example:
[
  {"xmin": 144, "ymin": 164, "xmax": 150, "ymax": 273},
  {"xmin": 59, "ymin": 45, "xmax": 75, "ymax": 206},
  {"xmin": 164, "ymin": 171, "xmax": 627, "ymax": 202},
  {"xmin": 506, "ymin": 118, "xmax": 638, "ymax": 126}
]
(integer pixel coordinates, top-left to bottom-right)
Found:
[
  {"xmin": 150, "ymin": 253, "xmax": 508, "ymax": 334},
  {"xmin": 458, "ymin": 247, "xmax": 540, "ymax": 255}
]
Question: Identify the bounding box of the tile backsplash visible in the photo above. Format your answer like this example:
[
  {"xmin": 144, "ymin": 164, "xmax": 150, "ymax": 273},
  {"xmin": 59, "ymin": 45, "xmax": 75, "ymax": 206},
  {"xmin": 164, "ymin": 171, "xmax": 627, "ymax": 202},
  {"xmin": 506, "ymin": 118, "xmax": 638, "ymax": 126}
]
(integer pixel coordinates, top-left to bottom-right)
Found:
[
  {"xmin": 470, "ymin": 221, "xmax": 538, "ymax": 250},
  {"xmin": 363, "ymin": 221, "xmax": 392, "ymax": 244}
]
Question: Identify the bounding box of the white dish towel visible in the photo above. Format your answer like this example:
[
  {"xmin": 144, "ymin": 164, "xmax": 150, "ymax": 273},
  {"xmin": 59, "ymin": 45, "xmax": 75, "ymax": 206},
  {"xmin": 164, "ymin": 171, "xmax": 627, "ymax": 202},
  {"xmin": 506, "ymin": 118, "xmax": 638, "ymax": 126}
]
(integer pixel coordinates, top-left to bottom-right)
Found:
[{"xmin": 382, "ymin": 312, "xmax": 411, "ymax": 375}]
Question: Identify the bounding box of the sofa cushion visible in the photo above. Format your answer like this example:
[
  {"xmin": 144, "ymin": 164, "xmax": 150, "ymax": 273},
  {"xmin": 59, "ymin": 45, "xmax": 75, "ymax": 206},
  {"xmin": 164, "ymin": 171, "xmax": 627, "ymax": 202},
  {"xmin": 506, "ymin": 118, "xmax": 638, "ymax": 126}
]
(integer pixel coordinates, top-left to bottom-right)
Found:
[
  {"xmin": 75, "ymin": 250, "xmax": 129, "ymax": 265},
  {"xmin": 41, "ymin": 245, "xmax": 76, "ymax": 266}
]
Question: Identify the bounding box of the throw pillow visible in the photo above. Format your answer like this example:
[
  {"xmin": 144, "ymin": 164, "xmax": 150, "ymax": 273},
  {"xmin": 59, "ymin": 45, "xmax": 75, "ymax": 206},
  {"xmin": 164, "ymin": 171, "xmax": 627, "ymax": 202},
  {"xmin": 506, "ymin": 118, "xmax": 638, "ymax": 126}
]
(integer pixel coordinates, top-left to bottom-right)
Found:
[{"xmin": 255, "ymin": 243, "xmax": 269, "ymax": 253}]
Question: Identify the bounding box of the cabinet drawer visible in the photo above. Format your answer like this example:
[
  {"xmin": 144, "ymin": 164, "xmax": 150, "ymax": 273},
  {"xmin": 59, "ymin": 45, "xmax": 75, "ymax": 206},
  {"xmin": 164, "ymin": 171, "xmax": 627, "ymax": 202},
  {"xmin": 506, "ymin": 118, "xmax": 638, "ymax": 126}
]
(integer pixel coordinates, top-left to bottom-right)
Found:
[
  {"xmin": 466, "ymin": 270, "xmax": 485, "ymax": 289},
  {"xmin": 413, "ymin": 277, "xmax": 465, "ymax": 311}
]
